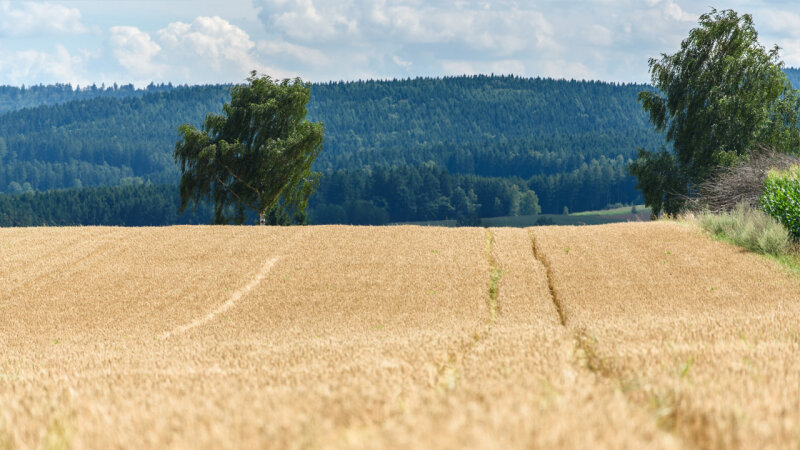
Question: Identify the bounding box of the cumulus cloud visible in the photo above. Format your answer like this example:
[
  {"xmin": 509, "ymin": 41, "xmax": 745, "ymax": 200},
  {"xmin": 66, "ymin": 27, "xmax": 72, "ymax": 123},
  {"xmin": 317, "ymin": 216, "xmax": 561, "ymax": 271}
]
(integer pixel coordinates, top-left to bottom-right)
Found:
[
  {"xmin": 652, "ymin": 0, "xmax": 695, "ymax": 22},
  {"xmin": 256, "ymin": 40, "xmax": 331, "ymax": 68},
  {"xmin": 8, "ymin": 0, "xmax": 800, "ymax": 86},
  {"xmin": 260, "ymin": 0, "xmax": 358, "ymax": 42},
  {"xmin": 0, "ymin": 1, "xmax": 87, "ymax": 36},
  {"xmin": 109, "ymin": 26, "xmax": 163, "ymax": 78},
  {"xmin": 392, "ymin": 55, "xmax": 412, "ymax": 69},
  {"xmin": 0, "ymin": 44, "xmax": 88, "ymax": 85},
  {"xmin": 253, "ymin": 0, "xmax": 690, "ymax": 81},
  {"xmin": 157, "ymin": 16, "xmax": 258, "ymax": 73},
  {"xmin": 759, "ymin": 10, "xmax": 800, "ymax": 36},
  {"xmin": 259, "ymin": 0, "xmax": 553, "ymax": 54},
  {"xmin": 254, "ymin": 0, "xmax": 560, "ymax": 80},
  {"xmin": 104, "ymin": 17, "xmax": 287, "ymax": 85},
  {"xmin": 780, "ymin": 40, "xmax": 800, "ymax": 67}
]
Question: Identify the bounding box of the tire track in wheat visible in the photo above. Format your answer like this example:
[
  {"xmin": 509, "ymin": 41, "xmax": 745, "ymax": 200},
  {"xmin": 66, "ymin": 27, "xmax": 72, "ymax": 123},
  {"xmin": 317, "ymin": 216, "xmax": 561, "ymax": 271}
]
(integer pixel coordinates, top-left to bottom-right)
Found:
[
  {"xmin": 160, "ymin": 257, "xmax": 280, "ymax": 339},
  {"xmin": 528, "ymin": 229, "xmax": 566, "ymax": 326}
]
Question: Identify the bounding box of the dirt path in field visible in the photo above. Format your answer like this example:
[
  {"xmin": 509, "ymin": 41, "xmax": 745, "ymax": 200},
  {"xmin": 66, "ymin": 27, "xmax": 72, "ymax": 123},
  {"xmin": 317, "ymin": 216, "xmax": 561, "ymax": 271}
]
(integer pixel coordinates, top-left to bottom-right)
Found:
[{"xmin": 160, "ymin": 257, "xmax": 281, "ymax": 339}]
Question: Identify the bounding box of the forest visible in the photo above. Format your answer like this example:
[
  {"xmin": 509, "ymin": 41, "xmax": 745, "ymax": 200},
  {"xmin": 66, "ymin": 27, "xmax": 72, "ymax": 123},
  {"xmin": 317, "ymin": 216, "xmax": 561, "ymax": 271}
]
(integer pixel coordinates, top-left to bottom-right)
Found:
[{"xmin": 0, "ymin": 70, "xmax": 797, "ymax": 225}]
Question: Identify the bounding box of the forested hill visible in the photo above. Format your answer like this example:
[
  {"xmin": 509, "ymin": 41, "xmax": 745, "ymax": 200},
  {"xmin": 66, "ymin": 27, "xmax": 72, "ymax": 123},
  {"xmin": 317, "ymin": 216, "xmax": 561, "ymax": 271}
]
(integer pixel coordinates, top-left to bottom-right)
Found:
[
  {"xmin": 0, "ymin": 75, "xmax": 670, "ymax": 225},
  {"xmin": 0, "ymin": 85, "xmax": 232, "ymax": 192},
  {"xmin": 4, "ymin": 70, "xmax": 800, "ymax": 225},
  {"xmin": 309, "ymin": 76, "xmax": 660, "ymax": 171},
  {"xmin": 0, "ymin": 83, "xmax": 180, "ymax": 115}
]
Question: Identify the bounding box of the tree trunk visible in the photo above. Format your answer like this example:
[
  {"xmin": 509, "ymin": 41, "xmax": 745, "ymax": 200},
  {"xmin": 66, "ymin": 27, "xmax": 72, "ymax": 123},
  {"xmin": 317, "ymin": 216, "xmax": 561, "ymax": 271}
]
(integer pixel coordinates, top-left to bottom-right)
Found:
[{"xmin": 259, "ymin": 211, "xmax": 266, "ymax": 225}]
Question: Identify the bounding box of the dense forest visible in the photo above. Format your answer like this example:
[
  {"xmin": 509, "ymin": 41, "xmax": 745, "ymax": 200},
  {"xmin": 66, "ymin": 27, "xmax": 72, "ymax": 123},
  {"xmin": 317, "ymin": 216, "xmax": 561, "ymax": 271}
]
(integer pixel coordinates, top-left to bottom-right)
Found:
[
  {"xmin": 1, "ymin": 70, "xmax": 794, "ymax": 225},
  {"xmin": 0, "ymin": 82, "xmax": 179, "ymax": 115},
  {"xmin": 0, "ymin": 183, "xmax": 210, "ymax": 226},
  {"xmin": 0, "ymin": 85, "xmax": 230, "ymax": 192},
  {"xmin": 0, "ymin": 168, "xmax": 538, "ymax": 226}
]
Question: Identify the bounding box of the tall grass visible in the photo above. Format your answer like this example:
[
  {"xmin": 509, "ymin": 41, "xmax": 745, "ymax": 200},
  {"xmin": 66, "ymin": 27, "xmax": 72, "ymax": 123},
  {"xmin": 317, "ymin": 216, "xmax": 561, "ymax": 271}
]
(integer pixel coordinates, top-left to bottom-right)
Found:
[{"xmin": 698, "ymin": 203, "xmax": 793, "ymax": 257}]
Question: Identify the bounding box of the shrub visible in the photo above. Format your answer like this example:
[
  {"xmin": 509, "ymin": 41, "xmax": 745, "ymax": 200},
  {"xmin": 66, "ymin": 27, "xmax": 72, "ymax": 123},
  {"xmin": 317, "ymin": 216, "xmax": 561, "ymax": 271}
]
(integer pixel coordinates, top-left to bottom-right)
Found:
[
  {"xmin": 699, "ymin": 203, "xmax": 791, "ymax": 256},
  {"xmin": 693, "ymin": 148, "xmax": 799, "ymax": 213},
  {"xmin": 761, "ymin": 166, "xmax": 800, "ymax": 239}
]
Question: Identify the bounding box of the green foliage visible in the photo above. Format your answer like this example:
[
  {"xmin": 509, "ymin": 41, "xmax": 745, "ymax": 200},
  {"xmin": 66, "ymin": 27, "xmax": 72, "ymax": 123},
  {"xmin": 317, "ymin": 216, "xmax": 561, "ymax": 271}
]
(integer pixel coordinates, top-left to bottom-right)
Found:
[
  {"xmin": 633, "ymin": 9, "xmax": 800, "ymax": 213},
  {"xmin": 699, "ymin": 203, "xmax": 792, "ymax": 256},
  {"xmin": 0, "ymin": 85, "xmax": 231, "ymax": 192},
  {"xmin": 0, "ymin": 75, "xmax": 659, "ymax": 223},
  {"xmin": 174, "ymin": 72, "xmax": 324, "ymax": 224},
  {"xmin": 310, "ymin": 163, "xmax": 538, "ymax": 225},
  {"xmin": 0, "ymin": 82, "xmax": 174, "ymax": 115},
  {"xmin": 0, "ymin": 184, "xmax": 212, "ymax": 226},
  {"xmin": 761, "ymin": 166, "xmax": 800, "ymax": 238},
  {"xmin": 628, "ymin": 147, "xmax": 688, "ymax": 216}
]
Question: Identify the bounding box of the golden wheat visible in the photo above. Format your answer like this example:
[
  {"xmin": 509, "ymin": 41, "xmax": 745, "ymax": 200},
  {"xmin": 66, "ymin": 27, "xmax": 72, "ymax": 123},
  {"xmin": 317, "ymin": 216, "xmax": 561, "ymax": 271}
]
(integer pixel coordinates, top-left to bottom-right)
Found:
[
  {"xmin": 532, "ymin": 221, "xmax": 800, "ymax": 449},
  {"xmin": 0, "ymin": 223, "xmax": 798, "ymax": 448}
]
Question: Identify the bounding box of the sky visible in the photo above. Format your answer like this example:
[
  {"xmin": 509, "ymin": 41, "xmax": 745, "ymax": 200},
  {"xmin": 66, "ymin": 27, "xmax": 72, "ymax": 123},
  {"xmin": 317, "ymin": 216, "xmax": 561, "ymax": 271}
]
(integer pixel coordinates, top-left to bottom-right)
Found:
[{"xmin": 1, "ymin": 0, "xmax": 799, "ymax": 87}]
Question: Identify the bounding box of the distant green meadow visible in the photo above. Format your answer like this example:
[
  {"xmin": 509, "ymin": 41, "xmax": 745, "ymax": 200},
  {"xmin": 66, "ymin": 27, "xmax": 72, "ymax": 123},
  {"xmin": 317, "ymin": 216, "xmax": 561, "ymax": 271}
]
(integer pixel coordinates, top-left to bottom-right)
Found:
[{"xmin": 401, "ymin": 205, "xmax": 651, "ymax": 227}]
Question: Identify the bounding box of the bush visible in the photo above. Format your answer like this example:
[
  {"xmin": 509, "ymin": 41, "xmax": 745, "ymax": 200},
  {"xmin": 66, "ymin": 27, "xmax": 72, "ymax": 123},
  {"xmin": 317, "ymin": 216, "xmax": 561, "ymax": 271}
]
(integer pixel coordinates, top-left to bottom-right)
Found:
[
  {"xmin": 699, "ymin": 203, "xmax": 791, "ymax": 256},
  {"xmin": 693, "ymin": 149, "xmax": 799, "ymax": 213},
  {"xmin": 761, "ymin": 166, "xmax": 800, "ymax": 238}
]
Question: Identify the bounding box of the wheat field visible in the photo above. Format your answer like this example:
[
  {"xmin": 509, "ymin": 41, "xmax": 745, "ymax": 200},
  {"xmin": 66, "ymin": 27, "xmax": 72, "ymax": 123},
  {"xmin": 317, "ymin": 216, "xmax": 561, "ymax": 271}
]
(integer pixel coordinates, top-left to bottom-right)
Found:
[{"xmin": 0, "ymin": 223, "xmax": 798, "ymax": 449}]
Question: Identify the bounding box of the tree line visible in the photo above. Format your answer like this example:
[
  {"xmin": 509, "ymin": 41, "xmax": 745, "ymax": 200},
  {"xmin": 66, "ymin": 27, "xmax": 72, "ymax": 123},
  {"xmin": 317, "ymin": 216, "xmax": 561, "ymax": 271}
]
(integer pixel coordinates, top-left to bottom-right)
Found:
[
  {"xmin": 2, "ymin": 69, "xmax": 794, "ymax": 226},
  {"xmin": 0, "ymin": 183, "xmax": 211, "ymax": 226},
  {"xmin": 0, "ymin": 82, "xmax": 179, "ymax": 115}
]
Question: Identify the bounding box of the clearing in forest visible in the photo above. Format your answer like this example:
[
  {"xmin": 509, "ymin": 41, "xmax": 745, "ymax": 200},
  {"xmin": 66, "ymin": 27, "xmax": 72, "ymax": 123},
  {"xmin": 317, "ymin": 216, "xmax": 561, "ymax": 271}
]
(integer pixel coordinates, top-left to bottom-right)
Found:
[{"xmin": 0, "ymin": 223, "xmax": 798, "ymax": 449}]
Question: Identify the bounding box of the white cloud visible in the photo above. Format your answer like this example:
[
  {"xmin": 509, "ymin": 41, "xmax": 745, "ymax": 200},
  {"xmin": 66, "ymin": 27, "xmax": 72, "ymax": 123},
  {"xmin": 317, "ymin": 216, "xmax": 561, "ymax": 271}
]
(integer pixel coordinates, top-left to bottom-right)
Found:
[
  {"xmin": 0, "ymin": 1, "xmax": 87, "ymax": 36},
  {"xmin": 105, "ymin": 16, "xmax": 289, "ymax": 84},
  {"xmin": 157, "ymin": 16, "xmax": 260, "ymax": 75},
  {"xmin": 758, "ymin": 10, "xmax": 800, "ymax": 38},
  {"xmin": 8, "ymin": 1, "xmax": 800, "ymax": 86},
  {"xmin": 778, "ymin": 39, "xmax": 800, "ymax": 68},
  {"xmin": 256, "ymin": 40, "xmax": 331, "ymax": 68},
  {"xmin": 585, "ymin": 25, "xmax": 614, "ymax": 47},
  {"xmin": 261, "ymin": 0, "xmax": 358, "ymax": 42},
  {"xmin": 661, "ymin": 0, "xmax": 695, "ymax": 22},
  {"xmin": 255, "ymin": 0, "xmax": 556, "ymax": 80},
  {"xmin": 392, "ymin": 55, "xmax": 412, "ymax": 68},
  {"xmin": 109, "ymin": 26, "xmax": 163, "ymax": 78},
  {"xmin": 0, "ymin": 44, "xmax": 88, "ymax": 85}
]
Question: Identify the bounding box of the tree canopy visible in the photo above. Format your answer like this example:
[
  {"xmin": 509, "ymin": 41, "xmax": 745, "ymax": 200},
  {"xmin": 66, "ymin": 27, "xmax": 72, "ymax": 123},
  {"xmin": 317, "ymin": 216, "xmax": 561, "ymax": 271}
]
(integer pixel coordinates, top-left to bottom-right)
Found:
[
  {"xmin": 174, "ymin": 72, "xmax": 324, "ymax": 225},
  {"xmin": 630, "ymin": 8, "xmax": 800, "ymax": 216}
]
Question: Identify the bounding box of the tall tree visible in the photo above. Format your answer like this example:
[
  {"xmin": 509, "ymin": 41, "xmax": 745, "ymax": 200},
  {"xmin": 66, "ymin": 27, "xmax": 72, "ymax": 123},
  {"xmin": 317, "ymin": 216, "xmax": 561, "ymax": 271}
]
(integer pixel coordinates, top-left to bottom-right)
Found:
[
  {"xmin": 174, "ymin": 72, "xmax": 324, "ymax": 224},
  {"xmin": 630, "ymin": 8, "xmax": 800, "ymax": 216}
]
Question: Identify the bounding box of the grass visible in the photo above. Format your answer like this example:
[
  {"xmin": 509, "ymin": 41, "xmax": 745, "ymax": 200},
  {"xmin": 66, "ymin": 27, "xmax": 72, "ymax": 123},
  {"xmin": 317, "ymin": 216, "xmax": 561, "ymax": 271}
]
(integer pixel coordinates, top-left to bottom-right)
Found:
[
  {"xmin": 571, "ymin": 204, "xmax": 650, "ymax": 216},
  {"xmin": 402, "ymin": 204, "xmax": 652, "ymax": 227},
  {"xmin": 696, "ymin": 204, "xmax": 800, "ymax": 275}
]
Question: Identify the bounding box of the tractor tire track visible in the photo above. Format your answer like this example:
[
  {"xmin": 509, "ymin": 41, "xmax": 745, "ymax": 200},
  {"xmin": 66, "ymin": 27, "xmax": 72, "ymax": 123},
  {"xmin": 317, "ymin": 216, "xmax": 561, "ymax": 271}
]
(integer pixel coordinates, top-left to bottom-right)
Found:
[{"xmin": 160, "ymin": 257, "xmax": 280, "ymax": 339}]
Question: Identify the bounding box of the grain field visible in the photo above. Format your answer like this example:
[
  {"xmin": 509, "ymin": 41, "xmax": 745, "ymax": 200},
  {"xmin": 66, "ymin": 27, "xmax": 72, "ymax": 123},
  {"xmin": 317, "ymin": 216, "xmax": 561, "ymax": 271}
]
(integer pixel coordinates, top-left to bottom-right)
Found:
[{"xmin": 0, "ymin": 223, "xmax": 798, "ymax": 449}]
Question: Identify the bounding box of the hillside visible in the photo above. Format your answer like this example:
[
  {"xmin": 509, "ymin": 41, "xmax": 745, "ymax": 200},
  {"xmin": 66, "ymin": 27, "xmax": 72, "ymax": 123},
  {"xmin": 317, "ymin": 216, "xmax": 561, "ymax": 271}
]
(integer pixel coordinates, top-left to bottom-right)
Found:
[
  {"xmin": 2, "ymin": 223, "xmax": 799, "ymax": 447},
  {"xmin": 0, "ymin": 83, "xmax": 178, "ymax": 115},
  {"xmin": 2, "ymin": 70, "xmax": 799, "ymax": 225},
  {"xmin": 0, "ymin": 76, "xmax": 664, "ymax": 224}
]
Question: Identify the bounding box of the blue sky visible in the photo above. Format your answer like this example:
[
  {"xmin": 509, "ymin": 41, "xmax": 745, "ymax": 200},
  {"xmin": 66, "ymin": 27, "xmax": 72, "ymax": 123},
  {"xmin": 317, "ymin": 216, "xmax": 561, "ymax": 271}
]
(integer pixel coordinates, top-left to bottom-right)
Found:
[{"xmin": 1, "ymin": 0, "xmax": 799, "ymax": 86}]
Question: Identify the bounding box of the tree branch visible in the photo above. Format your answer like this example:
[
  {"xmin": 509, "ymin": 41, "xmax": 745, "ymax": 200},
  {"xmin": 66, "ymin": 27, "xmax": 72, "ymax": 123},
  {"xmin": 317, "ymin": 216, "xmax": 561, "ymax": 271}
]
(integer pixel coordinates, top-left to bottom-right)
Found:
[
  {"xmin": 214, "ymin": 174, "xmax": 260, "ymax": 213},
  {"xmin": 219, "ymin": 160, "xmax": 262, "ymax": 204}
]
